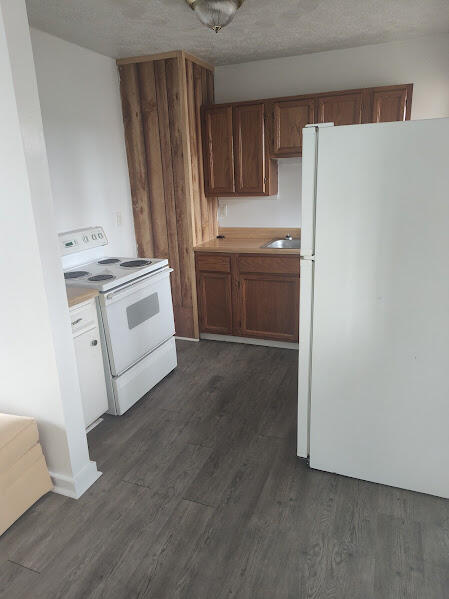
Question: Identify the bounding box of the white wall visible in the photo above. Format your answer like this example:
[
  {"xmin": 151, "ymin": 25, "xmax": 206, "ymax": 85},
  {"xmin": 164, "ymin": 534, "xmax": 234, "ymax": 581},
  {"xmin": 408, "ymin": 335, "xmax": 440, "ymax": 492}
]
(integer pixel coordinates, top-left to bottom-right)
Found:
[
  {"xmin": 30, "ymin": 28, "xmax": 136, "ymax": 257},
  {"xmin": 220, "ymin": 158, "xmax": 302, "ymax": 228},
  {"xmin": 0, "ymin": 0, "xmax": 100, "ymax": 498},
  {"xmin": 215, "ymin": 34, "xmax": 449, "ymax": 228}
]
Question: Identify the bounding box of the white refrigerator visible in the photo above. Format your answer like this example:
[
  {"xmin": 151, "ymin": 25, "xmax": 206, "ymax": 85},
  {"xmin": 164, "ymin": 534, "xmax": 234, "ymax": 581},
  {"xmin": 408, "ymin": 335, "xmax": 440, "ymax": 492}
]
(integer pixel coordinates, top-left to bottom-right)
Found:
[{"xmin": 297, "ymin": 118, "xmax": 449, "ymax": 499}]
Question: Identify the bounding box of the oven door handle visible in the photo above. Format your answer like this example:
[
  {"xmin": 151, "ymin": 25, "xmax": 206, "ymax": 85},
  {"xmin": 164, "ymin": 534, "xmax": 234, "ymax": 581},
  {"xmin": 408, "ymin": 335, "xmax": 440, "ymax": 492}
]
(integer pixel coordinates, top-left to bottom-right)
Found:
[{"xmin": 104, "ymin": 267, "xmax": 173, "ymax": 303}]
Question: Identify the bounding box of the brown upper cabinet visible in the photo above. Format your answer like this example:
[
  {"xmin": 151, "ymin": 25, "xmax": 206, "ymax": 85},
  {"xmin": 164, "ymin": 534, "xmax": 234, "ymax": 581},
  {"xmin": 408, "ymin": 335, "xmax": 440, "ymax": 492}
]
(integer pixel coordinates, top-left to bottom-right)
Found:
[
  {"xmin": 203, "ymin": 105, "xmax": 235, "ymax": 195},
  {"xmin": 370, "ymin": 84, "xmax": 412, "ymax": 123},
  {"xmin": 272, "ymin": 98, "xmax": 316, "ymax": 157},
  {"xmin": 203, "ymin": 83, "xmax": 413, "ymax": 171},
  {"xmin": 269, "ymin": 83, "xmax": 412, "ymax": 157},
  {"xmin": 233, "ymin": 103, "xmax": 266, "ymax": 195},
  {"xmin": 317, "ymin": 91, "xmax": 363, "ymax": 126},
  {"xmin": 202, "ymin": 103, "xmax": 278, "ymax": 197}
]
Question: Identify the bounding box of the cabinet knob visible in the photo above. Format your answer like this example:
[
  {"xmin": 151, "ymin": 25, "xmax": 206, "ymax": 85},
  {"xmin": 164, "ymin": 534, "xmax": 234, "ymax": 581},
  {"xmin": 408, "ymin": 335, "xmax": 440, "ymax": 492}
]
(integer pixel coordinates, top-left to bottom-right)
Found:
[{"xmin": 91, "ymin": 339, "xmax": 98, "ymax": 346}]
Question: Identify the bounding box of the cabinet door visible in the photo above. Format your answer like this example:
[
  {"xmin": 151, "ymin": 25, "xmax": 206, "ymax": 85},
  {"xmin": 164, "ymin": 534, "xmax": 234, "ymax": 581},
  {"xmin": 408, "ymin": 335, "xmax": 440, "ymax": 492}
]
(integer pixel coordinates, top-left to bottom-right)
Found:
[
  {"xmin": 273, "ymin": 98, "xmax": 316, "ymax": 157},
  {"xmin": 237, "ymin": 274, "xmax": 299, "ymax": 342},
  {"xmin": 73, "ymin": 327, "xmax": 108, "ymax": 428},
  {"xmin": 198, "ymin": 271, "xmax": 233, "ymax": 334},
  {"xmin": 233, "ymin": 103, "xmax": 266, "ymax": 195},
  {"xmin": 371, "ymin": 86, "xmax": 409, "ymax": 122},
  {"xmin": 318, "ymin": 91, "xmax": 363, "ymax": 126},
  {"xmin": 203, "ymin": 106, "xmax": 235, "ymax": 195}
]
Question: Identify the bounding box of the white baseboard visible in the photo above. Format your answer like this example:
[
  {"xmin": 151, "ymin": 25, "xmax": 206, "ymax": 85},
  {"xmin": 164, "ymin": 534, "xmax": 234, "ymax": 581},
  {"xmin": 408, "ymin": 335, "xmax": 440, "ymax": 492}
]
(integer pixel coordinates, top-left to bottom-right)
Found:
[
  {"xmin": 49, "ymin": 460, "xmax": 102, "ymax": 499},
  {"xmin": 200, "ymin": 333, "xmax": 299, "ymax": 350},
  {"xmin": 175, "ymin": 336, "xmax": 199, "ymax": 342},
  {"xmin": 86, "ymin": 417, "xmax": 104, "ymax": 433}
]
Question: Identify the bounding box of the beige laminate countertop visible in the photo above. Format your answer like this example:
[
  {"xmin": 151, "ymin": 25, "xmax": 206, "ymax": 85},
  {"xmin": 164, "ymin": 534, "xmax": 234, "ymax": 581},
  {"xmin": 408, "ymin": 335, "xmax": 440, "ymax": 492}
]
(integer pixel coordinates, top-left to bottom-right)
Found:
[
  {"xmin": 66, "ymin": 286, "xmax": 99, "ymax": 308},
  {"xmin": 194, "ymin": 237, "xmax": 301, "ymax": 255}
]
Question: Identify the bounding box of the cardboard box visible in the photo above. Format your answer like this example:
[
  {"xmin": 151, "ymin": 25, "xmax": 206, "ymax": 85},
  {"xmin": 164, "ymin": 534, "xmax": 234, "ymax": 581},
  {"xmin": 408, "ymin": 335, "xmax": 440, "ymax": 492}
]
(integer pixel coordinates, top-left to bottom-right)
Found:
[{"xmin": 0, "ymin": 414, "xmax": 52, "ymax": 536}]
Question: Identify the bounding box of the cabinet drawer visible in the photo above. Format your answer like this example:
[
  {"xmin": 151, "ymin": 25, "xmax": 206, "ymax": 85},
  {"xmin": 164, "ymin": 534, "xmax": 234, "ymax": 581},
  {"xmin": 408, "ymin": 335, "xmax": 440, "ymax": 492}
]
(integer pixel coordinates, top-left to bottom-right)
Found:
[
  {"xmin": 238, "ymin": 255, "xmax": 300, "ymax": 275},
  {"xmin": 70, "ymin": 300, "xmax": 97, "ymax": 336},
  {"xmin": 196, "ymin": 253, "xmax": 231, "ymax": 273}
]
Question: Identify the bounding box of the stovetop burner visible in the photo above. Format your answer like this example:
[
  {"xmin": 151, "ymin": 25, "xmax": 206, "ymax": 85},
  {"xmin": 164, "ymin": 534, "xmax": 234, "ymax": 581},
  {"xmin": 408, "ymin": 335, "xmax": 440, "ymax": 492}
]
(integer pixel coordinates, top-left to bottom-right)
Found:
[
  {"xmin": 120, "ymin": 259, "xmax": 152, "ymax": 268},
  {"xmin": 63, "ymin": 255, "xmax": 166, "ymax": 290},
  {"xmin": 64, "ymin": 271, "xmax": 90, "ymax": 279},
  {"xmin": 98, "ymin": 258, "xmax": 120, "ymax": 265},
  {"xmin": 88, "ymin": 274, "xmax": 115, "ymax": 282}
]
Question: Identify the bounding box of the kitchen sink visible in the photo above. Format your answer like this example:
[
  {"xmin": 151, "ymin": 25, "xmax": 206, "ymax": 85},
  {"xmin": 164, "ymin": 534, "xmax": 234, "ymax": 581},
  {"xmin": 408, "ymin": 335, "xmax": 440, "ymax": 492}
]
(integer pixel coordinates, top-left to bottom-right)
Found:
[{"xmin": 262, "ymin": 238, "xmax": 301, "ymax": 249}]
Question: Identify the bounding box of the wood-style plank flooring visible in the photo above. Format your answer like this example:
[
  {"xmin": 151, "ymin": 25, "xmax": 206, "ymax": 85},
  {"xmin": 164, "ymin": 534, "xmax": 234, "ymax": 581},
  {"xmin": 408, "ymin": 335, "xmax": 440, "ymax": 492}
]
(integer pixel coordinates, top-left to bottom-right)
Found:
[{"xmin": 1, "ymin": 340, "xmax": 448, "ymax": 598}]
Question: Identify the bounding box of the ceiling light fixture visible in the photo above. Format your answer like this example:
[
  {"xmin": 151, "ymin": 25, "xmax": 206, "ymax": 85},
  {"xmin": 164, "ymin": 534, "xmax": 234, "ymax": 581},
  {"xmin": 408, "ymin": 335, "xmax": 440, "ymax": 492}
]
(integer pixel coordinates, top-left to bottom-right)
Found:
[{"xmin": 185, "ymin": 0, "xmax": 245, "ymax": 33}]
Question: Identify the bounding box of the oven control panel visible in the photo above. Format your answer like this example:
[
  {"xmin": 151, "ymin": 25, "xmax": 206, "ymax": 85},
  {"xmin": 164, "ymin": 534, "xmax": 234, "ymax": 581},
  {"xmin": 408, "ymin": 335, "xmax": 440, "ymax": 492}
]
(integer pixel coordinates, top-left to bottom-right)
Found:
[{"xmin": 59, "ymin": 227, "xmax": 108, "ymax": 255}]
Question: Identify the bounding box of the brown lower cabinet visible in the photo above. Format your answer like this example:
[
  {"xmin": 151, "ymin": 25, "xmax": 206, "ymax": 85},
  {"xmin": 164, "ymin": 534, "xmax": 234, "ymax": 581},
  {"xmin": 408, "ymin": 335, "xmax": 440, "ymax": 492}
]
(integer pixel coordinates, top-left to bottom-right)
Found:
[
  {"xmin": 196, "ymin": 252, "xmax": 300, "ymax": 342},
  {"xmin": 197, "ymin": 271, "xmax": 233, "ymax": 334}
]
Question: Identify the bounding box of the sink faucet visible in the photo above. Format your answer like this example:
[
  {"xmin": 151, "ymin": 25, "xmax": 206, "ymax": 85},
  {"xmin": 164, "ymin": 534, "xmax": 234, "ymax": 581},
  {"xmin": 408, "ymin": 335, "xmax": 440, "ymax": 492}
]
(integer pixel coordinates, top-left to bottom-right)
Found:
[{"xmin": 285, "ymin": 234, "xmax": 293, "ymax": 240}]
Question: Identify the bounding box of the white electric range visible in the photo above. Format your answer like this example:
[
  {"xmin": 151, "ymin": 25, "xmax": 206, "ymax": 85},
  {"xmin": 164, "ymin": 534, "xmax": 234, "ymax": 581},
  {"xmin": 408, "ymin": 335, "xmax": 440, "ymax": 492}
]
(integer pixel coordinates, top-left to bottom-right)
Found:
[{"xmin": 60, "ymin": 227, "xmax": 177, "ymax": 415}]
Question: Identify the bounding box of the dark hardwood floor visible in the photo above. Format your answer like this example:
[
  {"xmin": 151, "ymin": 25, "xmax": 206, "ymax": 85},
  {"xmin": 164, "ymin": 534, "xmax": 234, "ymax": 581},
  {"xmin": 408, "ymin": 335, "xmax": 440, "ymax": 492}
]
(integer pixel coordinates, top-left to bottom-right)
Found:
[{"xmin": 1, "ymin": 340, "xmax": 448, "ymax": 598}]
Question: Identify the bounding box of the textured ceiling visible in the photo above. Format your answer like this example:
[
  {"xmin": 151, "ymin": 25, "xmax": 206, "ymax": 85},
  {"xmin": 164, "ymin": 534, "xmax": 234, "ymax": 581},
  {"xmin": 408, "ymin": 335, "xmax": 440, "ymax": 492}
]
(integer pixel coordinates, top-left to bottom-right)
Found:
[{"xmin": 26, "ymin": 0, "xmax": 449, "ymax": 65}]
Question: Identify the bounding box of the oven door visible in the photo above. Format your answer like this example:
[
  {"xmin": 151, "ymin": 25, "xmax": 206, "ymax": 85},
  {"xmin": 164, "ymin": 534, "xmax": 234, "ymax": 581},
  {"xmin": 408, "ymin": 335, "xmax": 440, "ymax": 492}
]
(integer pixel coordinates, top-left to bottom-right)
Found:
[{"xmin": 100, "ymin": 268, "xmax": 175, "ymax": 376}]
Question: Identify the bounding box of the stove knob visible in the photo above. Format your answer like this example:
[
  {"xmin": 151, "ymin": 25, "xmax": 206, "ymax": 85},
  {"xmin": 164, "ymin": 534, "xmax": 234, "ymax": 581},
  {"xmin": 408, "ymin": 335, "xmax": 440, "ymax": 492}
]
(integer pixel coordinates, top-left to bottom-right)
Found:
[{"xmin": 91, "ymin": 339, "xmax": 98, "ymax": 346}]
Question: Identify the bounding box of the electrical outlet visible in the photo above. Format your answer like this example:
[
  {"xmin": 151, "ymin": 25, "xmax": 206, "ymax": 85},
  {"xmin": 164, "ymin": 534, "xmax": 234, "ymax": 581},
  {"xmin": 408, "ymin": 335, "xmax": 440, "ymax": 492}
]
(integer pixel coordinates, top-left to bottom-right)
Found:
[
  {"xmin": 219, "ymin": 203, "xmax": 227, "ymax": 218},
  {"xmin": 115, "ymin": 211, "xmax": 122, "ymax": 227}
]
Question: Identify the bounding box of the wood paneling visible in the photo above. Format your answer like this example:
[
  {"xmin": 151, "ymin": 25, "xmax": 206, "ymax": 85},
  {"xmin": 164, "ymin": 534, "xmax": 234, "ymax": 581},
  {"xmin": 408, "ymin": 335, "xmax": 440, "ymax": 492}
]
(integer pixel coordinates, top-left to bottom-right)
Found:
[
  {"xmin": 138, "ymin": 62, "xmax": 168, "ymax": 257},
  {"xmin": 272, "ymin": 98, "xmax": 316, "ymax": 157},
  {"xmin": 118, "ymin": 64, "xmax": 153, "ymax": 258},
  {"xmin": 203, "ymin": 106, "xmax": 235, "ymax": 195},
  {"xmin": 167, "ymin": 58, "xmax": 196, "ymax": 324},
  {"xmin": 119, "ymin": 54, "xmax": 216, "ymax": 339},
  {"xmin": 117, "ymin": 49, "xmax": 215, "ymax": 73},
  {"xmin": 318, "ymin": 91, "xmax": 363, "ymax": 126},
  {"xmin": 186, "ymin": 61, "xmax": 218, "ymax": 243},
  {"xmin": 186, "ymin": 60, "xmax": 201, "ymax": 244}
]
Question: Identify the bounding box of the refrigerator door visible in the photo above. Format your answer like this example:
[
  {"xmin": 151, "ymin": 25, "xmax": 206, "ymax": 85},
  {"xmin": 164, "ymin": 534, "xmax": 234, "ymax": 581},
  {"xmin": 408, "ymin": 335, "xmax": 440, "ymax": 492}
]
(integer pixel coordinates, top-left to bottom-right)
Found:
[
  {"xmin": 309, "ymin": 118, "xmax": 449, "ymax": 498},
  {"xmin": 297, "ymin": 257, "xmax": 314, "ymax": 458}
]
